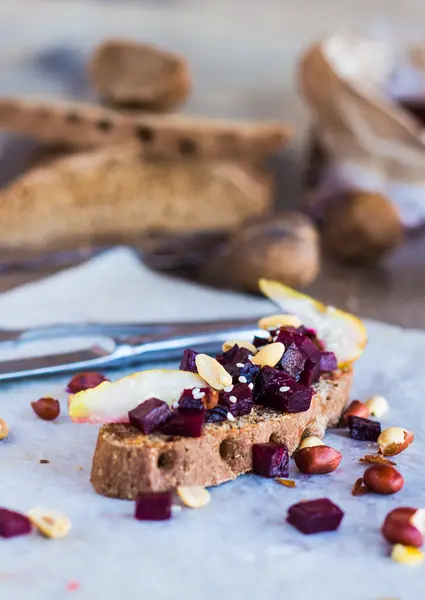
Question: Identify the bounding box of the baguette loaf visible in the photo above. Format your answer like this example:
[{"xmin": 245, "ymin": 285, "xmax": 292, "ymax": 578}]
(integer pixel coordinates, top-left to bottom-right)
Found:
[
  {"xmin": 0, "ymin": 146, "xmax": 272, "ymax": 251},
  {"xmin": 90, "ymin": 39, "xmax": 192, "ymax": 110},
  {"xmin": 0, "ymin": 96, "xmax": 290, "ymax": 161},
  {"xmin": 91, "ymin": 367, "xmax": 352, "ymax": 499}
]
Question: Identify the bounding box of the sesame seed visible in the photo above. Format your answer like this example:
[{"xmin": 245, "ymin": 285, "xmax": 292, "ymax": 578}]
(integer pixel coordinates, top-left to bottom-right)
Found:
[
  {"xmin": 248, "ymin": 383, "xmax": 254, "ymax": 390},
  {"xmin": 272, "ymin": 336, "xmax": 278, "ymax": 342},
  {"xmin": 238, "ymin": 376, "xmax": 247, "ymax": 383},
  {"xmin": 224, "ymin": 385, "xmax": 234, "ymax": 393},
  {"xmin": 227, "ymin": 412, "xmax": 236, "ymax": 421},
  {"xmin": 236, "ymin": 362, "xmax": 245, "ymax": 368},
  {"xmin": 229, "ymin": 395, "xmax": 237, "ymax": 403},
  {"xmin": 172, "ymin": 401, "xmax": 179, "ymax": 409},
  {"xmin": 193, "ymin": 392, "xmax": 206, "ymax": 400},
  {"xmin": 192, "ymin": 387, "xmax": 201, "ymax": 396},
  {"xmin": 279, "ymin": 386, "xmax": 290, "ymax": 393},
  {"xmin": 248, "ymin": 354, "xmax": 254, "ymax": 360}
]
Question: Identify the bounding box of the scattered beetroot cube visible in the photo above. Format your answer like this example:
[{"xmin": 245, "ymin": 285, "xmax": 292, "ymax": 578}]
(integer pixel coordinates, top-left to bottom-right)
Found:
[
  {"xmin": 298, "ymin": 336, "xmax": 322, "ymax": 364},
  {"xmin": 205, "ymin": 404, "xmax": 228, "ymax": 423},
  {"xmin": 67, "ymin": 372, "xmax": 109, "ymax": 393},
  {"xmin": 287, "ymin": 498, "xmax": 344, "ymax": 534},
  {"xmin": 349, "ymin": 416, "xmax": 381, "ymax": 441},
  {"xmin": 179, "ymin": 349, "xmax": 199, "ymax": 373},
  {"xmin": 0, "ymin": 508, "xmax": 32, "ymax": 538},
  {"xmin": 128, "ymin": 398, "xmax": 172, "ymax": 434},
  {"xmin": 135, "ymin": 492, "xmax": 172, "ymax": 521},
  {"xmin": 161, "ymin": 409, "xmax": 204, "ymax": 437},
  {"xmin": 253, "ymin": 335, "xmax": 270, "ymax": 348},
  {"xmin": 220, "ymin": 383, "xmax": 253, "ymax": 417},
  {"xmin": 320, "ymin": 351, "xmax": 338, "ymax": 372},
  {"xmin": 252, "ymin": 443, "xmax": 289, "ymax": 477},
  {"xmin": 280, "ymin": 344, "xmax": 307, "ymax": 380}
]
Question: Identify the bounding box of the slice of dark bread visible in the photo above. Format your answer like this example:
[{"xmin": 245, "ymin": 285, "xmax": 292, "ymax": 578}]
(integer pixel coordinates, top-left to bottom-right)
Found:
[
  {"xmin": 0, "ymin": 96, "xmax": 291, "ymax": 161},
  {"xmin": 91, "ymin": 367, "xmax": 352, "ymax": 499}
]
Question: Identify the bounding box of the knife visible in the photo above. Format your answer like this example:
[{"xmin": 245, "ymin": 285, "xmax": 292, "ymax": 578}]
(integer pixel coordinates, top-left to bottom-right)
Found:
[{"xmin": 0, "ymin": 318, "xmax": 264, "ymax": 381}]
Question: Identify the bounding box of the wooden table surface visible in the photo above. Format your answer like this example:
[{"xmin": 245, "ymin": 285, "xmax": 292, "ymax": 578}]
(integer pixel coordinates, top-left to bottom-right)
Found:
[{"xmin": 1, "ymin": 0, "xmax": 425, "ymax": 328}]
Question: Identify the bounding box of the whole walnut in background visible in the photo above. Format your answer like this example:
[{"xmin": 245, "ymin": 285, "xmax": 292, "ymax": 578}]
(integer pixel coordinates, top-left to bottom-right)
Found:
[
  {"xmin": 202, "ymin": 212, "xmax": 320, "ymax": 292},
  {"xmin": 321, "ymin": 191, "xmax": 404, "ymax": 265}
]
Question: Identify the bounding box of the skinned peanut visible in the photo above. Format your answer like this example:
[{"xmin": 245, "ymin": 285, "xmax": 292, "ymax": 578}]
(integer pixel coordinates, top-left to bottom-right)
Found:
[
  {"xmin": 391, "ymin": 544, "xmax": 424, "ymax": 566},
  {"xmin": 294, "ymin": 445, "xmax": 342, "ymax": 474},
  {"xmin": 0, "ymin": 418, "xmax": 8, "ymax": 440},
  {"xmin": 250, "ymin": 342, "xmax": 285, "ymax": 368},
  {"xmin": 195, "ymin": 354, "xmax": 232, "ymax": 391},
  {"xmin": 299, "ymin": 436, "xmax": 325, "ymax": 450},
  {"xmin": 258, "ymin": 314, "xmax": 302, "ymax": 331},
  {"xmin": 340, "ymin": 400, "xmax": 370, "ymax": 427},
  {"xmin": 378, "ymin": 427, "xmax": 414, "ymax": 456},
  {"xmin": 382, "ymin": 507, "xmax": 425, "ymax": 548},
  {"xmin": 365, "ymin": 395, "xmax": 389, "ymax": 418},
  {"xmin": 222, "ymin": 340, "xmax": 258, "ymax": 355}
]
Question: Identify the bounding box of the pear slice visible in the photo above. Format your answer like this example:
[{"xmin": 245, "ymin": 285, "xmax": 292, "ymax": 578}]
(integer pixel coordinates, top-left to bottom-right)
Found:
[
  {"xmin": 69, "ymin": 369, "xmax": 205, "ymax": 424},
  {"xmin": 259, "ymin": 279, "xmax": 367, "ymax": 368}
]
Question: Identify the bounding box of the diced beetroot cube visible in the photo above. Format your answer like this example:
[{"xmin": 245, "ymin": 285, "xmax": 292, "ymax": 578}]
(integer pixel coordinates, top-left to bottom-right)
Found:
[
  {"xmin": 128, "ymin": 398, "xmax": 172, "ymax": 434},
  {"xmin": 287, "ymin": 498, "xmax": 344, "ymax": 534},
  {"xmin": 0, "ymin": 508, "xmax": 32, "ymax": 538},
  {"xmin": 66, "ymin": 372, "xmax": 109, "ymax": 393},
  {"xmin": 220, "ymin": 383, "xmax": 253, "ymax": 417},
  {"xmin": 205, "ymin": 404, "xmax": 228, "ymax": 423},
  {"xmin": 349, "ymin": 416, "xmax": 381, "ymax": 441},
  {"xmin": 252, "ymin": 443, "xmax": 289, "ymax": 477},
  {"xmin": 261, "ymin": 380, "xmax": 313, "ymax": 413},
  {"xmin": 276, "ymin": 328, "xmax": 303, "ymax": 348},
  {"xmin": 299, "ymin": 359, "xmax": 321, "ymax": 386},
  {"xmin": 280, "ymin": 343, "xmax": 307, "ymax": 379},
  {"xmin": 297, "ymin": 326, "xmax": 326, "ymax": 351},
  {"xmin": 216, "ymin": 345, "xmax": 259, "ymax": 384},
  {"xmin": 178, "ymin": 388, "xmax": 206, "ymax": 412},
  {"xmin": 135, "ymin": 492, "xmax": 172, "ymax": 521},
  {"xmin": 298, "ymin": 336, "xmax": 322, "ymax": 364},
  {"xmin": 253, "ymin": 335, "xmax": 270, "ymax": 348},
  {"xmin": 161, "ymin": 409, "xmax": 204, "ymax": 437},
  {"xmin": 179, "ymin": 349, "xmax": 199, "ymax": 373},
  {"xmin": 320, "ymin": 351, "xmax": 338, "ymax": 372},
  {"xmin": 254, "ymin": 366, "xmax": 293, "ymax": 401},
  {"xmin": 255, "ymin": 368, "xmax": 312, "ymax": 413}
]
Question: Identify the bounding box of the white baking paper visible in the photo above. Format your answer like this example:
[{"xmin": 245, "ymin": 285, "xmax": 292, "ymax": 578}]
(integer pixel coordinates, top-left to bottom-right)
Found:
[{"xmin": 0, "ymin": 248, "xmax": 423, "ymax": 600}]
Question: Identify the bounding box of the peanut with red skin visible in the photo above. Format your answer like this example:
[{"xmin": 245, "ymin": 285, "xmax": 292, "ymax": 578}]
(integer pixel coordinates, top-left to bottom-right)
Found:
[
  {"xmin": 31, "ymin": 397, "xmax": 60, "ymax": 421},
  {"xmin": 363, "ymin": 464, "xmax": 404, "ymax": 495},
  {"xmin": 340, "ymin": 400, "xmax": 370, "ymax": 427},
  {"xmin": 382, "ymin": 507, "xmax": 424, "ymax": 548},
  {"xmin": 294, "ymin": 445, "xmax": 342, "ymax": 474}
]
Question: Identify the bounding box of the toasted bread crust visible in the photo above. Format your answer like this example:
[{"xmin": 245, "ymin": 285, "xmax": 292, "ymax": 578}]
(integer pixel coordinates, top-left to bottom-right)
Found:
[
  {"xmin": 0, "ymin": 96, "xmax": 291, "ymax": 161},
  {"xmin": 91, "ymin": 368, "xmax": 352, "ymax": 499}
]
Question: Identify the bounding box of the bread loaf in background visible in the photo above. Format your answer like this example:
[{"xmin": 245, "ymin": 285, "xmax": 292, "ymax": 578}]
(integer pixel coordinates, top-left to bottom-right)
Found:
[
  {"xmin": 0, "ymin": 145, "xmax": 272, "ymax": 252},
  {"xmin": 89, "ymin": 39, "xmax": 192, "ymax": 110},
  {"xmin": 0, "ymin": 96, "xmax": 290, "ymax": 162}
]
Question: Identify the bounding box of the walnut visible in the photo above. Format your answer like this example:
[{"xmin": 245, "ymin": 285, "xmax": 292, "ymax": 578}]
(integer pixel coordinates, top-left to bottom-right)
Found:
[
  {"xmin": 321, "ymin": 191, "xmax": 403, "ymax": 264},
  {"xmin": 201, "ymin": 212, "xmax": 320, "ymax": 292}
]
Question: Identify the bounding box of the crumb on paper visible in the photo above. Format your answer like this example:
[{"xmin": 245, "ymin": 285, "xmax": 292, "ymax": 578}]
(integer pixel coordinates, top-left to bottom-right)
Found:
[
  {"xmin": 352, "ymin": 477, "xmax": 369, "ymax": 496},
  {"xmin": 275, "ymin": 478, "xmax": 296, "ymax": 488},
  {"xmin": 40, "ymin": 459, "xmax": 50, "ymax": 464}
]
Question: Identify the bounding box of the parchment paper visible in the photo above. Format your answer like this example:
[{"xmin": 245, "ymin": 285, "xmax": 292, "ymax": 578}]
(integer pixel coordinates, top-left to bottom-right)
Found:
[{"xmin": 0, "ymin": 248, "xmax": 423, "ymax": 600}]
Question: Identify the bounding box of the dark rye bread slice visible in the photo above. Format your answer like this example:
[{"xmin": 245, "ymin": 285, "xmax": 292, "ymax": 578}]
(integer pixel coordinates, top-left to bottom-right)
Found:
[
  {"xmin": 89, "ymin": 39, "xmax": 192, "ymax": 110},
  {"xmin": 0, "ymin": 96, "xmax": 291, "ymax": 161},
  {"xmin": 0, "ymin": 146, "xmax": 271, "ymax": 251},
  {"xmin": 91, "ymin": 367, "xmax": 352, "ymax": 499}
]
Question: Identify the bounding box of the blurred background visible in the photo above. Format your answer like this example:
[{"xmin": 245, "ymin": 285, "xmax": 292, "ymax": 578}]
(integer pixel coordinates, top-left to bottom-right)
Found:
[{"xmin": 1, "ymin": 0, "xmax": 425, "ymax": 326}]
